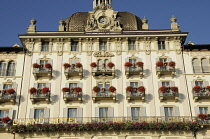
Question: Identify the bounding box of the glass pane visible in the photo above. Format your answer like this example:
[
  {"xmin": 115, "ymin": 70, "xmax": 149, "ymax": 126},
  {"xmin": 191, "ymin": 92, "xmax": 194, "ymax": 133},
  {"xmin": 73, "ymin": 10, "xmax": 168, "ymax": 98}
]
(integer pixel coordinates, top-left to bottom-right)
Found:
[
  {"xmin": 4, "ymin": 84, "xmax": 12, "ymax": 89},
  {"xmin": 41, "ymin": 42, "xmax": 49, "ymax": 51},
  {"xmin": 131, "ymin": 107, "xmax": 140, "ymax": 117},
  {"xmin": 68, "ymin": 108, "xmax": 77, "ymax": 118},
  {"xmin": 99, "ymin": 108, "xmax": 108, "ymax": 118},
  {"xmin": 71, "ymin": 42, "xmax": 78, "ymax": 51},
  {"xmin": 69, "ymin": 83, "xmax": 77, "ymax": 88},
  {"xmin": 35, "ymin": 109, "xmax": 44, "ymax": 119},
  {"xmin": 7, "ymin": 61, "xmax": 15, "ymax": 76},
  {"xmin": 130, "ymin": 82, "xmax": 138, "ymax": 87},
  {"xmin": 162, "ymin": 82, "xmax": 170, "ymax": 87},
  {"xmin": 38, "ymin": 83, "xmax": 46, "ymax": 89},
  {"xmin": 195, "ymin": 81, "xmax": 203, "ymax": 87}
]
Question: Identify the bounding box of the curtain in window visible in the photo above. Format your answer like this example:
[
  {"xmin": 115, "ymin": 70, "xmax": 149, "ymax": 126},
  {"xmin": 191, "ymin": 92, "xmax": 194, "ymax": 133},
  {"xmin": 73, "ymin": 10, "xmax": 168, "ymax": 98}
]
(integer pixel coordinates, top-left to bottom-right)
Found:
[
  {"xmin": 130, "ymin": 82, "xmax": 138, "ymax": 88},
  {"xmin": 164, "ymin": 107, "xmax": 173, "ymax": 116},
  {"xmin": 71, "ymin": 41, "xmax": 79, "ymax": 51},
  {"xmin": 68, "ymin": 108, "xmax": 77, "ymax": 118},
  {"xmin": 192, "ymin": 58, "xmax": 201, "ymax": 73},
  {"xmin": 105, "ymin": 83, "xmax": 110, "ymax": 94},
  {"xmin": 41, "ymin": 42, "xmax": 49, "ymax": 51},
  {"xmin": 7, "ymin": 61, "xmax": 15, "ymax": 76},
  {"xmin": 128, "ymin": 41, "xmax": 135, "ymax": 50},
  {"xmin": 199, "ymin": 107, "xmax": 208, "ymax": 114},
  {"xmin": 99, "ymin": 108, "xmax": 108, "ymax": 118},
  {"xmin": 34, "ymin": 109, "xmax": 44, "ymax": 119},
  {"xmin": 131, "ymin": 107, "xmax": 140, "ymax": 117},
  {"xmin": 3, "ymin": 84, "xmax": 12, "ymax": 89},
  {"xmin": 99, "ymin": 41, "xmax": 107, "ymax": 51},
  {"xmin": 201, "ymin": 58, "xmax": 209, "ymax": 73},
  {"xmin": 0, "ymin": 110, "xmax": 9, "ymax": 118},
  {"xmin": 0, "ymin": 61, "xmax": 6, "ymax": 76},
  {"xmin": 104, "ymin": 59, "xmax": 109, "ymax": 69}
]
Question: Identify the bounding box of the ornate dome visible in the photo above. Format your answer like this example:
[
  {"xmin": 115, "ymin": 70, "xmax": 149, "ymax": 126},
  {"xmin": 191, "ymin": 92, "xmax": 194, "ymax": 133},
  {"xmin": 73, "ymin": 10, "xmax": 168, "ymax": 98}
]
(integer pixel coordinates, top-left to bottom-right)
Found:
[{"xmin": 65, "ymin": 12, "xmax": 142, "ymax": 31}]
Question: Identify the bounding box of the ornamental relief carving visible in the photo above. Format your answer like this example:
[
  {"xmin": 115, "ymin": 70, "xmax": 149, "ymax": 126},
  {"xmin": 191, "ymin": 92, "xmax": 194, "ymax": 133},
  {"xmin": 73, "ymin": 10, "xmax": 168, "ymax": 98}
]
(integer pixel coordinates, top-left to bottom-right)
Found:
[
  {"xmin": 190, "ymin": 52, "xmax": 210, "ymax": 57},
  {"xmin": 93, "ymin": 50, "xmax": 114, "ymax": 57}
]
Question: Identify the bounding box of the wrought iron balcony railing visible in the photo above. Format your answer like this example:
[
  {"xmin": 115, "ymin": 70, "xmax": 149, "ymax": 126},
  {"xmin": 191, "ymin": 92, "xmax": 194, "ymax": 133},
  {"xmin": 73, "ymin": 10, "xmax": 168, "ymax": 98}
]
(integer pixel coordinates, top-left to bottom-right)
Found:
[
  {"xmin": 0, "ymin": 92, "xmax": 16, "ymax": 104},
  {"xmin": 30, "ymin": 90, "xmax": 50, "ymax": 104},
  {"xmin": 126, "ymin": 91, "xmax": 145, "ymax": 102},
  {"xmin": 193, "ymin": 90, "xmax": 210, "ymax": 101},
  {"xmin": 64, "ymin": 67, "xmax": 83, "ymax": 80},
  {"xmin": 159, "ymin": 90, "xmax": 179, "ymax": 102},
  {"xmin": 92, "ymin": 67, "xmax": 115, "ymax": 79},
  {"xmin": 156, "ymin": 66, "xmax": 175, "ymax": 78},
  {"xmin": 63, "ymin": 91, "xmax": 82, "ymax": 103},
  {"xmin": 125, "ymin": 67, "xmax": 143, "ymax": 79},
  {"xmin": 33, "ymin": 67, "xmax": 52, "ymax": 80},
  {"xmin": 92, "ymin": 91, "xmax": 116, "ymax": 102}
]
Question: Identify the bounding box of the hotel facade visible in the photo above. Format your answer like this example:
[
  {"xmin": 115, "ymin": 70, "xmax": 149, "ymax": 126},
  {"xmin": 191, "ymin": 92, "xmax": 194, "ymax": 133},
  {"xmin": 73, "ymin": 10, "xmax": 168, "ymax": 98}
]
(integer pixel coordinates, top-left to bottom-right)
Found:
[{"xmin": 0, "ymin": 0, "xmax": 210, "ymax": 138}]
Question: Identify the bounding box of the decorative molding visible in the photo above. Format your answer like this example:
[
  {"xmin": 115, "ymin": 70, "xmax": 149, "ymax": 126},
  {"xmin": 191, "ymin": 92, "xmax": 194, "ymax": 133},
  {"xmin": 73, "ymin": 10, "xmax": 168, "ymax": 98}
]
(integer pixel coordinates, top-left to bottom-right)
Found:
[{"xmin": 93, "ymin": 50, "xmax": 114, "ymax": 57}]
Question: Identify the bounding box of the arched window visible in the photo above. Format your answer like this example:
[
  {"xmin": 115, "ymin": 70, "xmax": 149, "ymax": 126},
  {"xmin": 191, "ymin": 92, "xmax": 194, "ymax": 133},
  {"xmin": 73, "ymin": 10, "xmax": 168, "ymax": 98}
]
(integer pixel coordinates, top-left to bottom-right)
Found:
[
  {"xmin": 192, "ymin": 58, "xmax": 200, "ymax": 73},
  {"xmin": 7, "ymin": 61, "xmax": 15, "ymax": 76},
  {"xmin": 0, "ymin": 61, "xmax": 6, "ymax": 76},
  {"xmin": 201, "ymin": 58, "xmax": 209, "ymax": 73},
  {"xmin": 97, "ymin": 59, "xmax": 102, "ymax": 71}
]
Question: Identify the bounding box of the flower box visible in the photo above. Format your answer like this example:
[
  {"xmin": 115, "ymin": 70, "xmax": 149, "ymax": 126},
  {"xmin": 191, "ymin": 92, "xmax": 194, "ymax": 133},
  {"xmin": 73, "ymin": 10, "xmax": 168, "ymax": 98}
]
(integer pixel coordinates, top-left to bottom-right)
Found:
[
  {"xmin": 33, "ymin": 63, "xmax": 40, "ymax": 68},
  {"xmin": 2, "ymin": 116, "xmax": 11, "ymax": 123},
  {"xmin": 136, "ymin": 62, "xmax": 144, "ymax": 68},
  {"xmin": 74, "ymin": 87, "xmax": 82, "ymax": 93},
  {"xmin": 138, "ymin": 86, "xmax": 145, "ymax": 92},
  {"xmin": 169, "ymin": 61, "xmax": 176, "ymax": 67},
  {"xmin": 126, "ymin": 86, "xmax": 134, "ymax": 92},
  {"xmin": 90, "ymin": 62, "xmax": 97, "ymax": 68},
  {"xmin": 206, "ymin": 86, "xmax": 210, "ymax": 92},
  {"xmin": 198, "ymin": 113, "xmax": 207, "ymax": 119},
  {"xmin": 156, "ymin": 61, "xmax": 164, "ymax": 67},
  {"xmin": 108, "ymin": 86, "xmax": 116, "ymax": 93},
  {"xmin": 159, "ymin": 86, "xmax": 168, "ymax": 93},
  {"xmin": 6, "ymin": 89, "xmax": 15, "ymax": 94},
  {"xmin": 63, "ymin": 63, "xmax": 70, "ymax": 69},
  {"xmin": 76, "ymin": 62, "xmax": 83, "ymax": 68},
  {"xmin": 171, "ymin": 87, "xmax": 178, "ymax": 93},
  {"xmin": 45, "ymin": 63, "xmax": 52, "ymax": 69},
  {"xmin": 42, "ymin": 88, "xmax": 50, "ymax": 94},
  {"xmin": 93, "ymin": 86, "xmax": 100, "ymax": 93},
  {"xmin": 107, "ymin": 62, "xmax": 115, "ymax": 69},
  {"xmin": 124, "ymin": 62, "xmax": 133, "ymax": 68},
  {"xmin": 29, "ymin": 88, "xmax": 37, "ymax": 94},
  {"xmin": 193, "ymin": 86, "xmax": 202, "ymax": 92},
  {"xmin": 62, "ymin": 88, "xmax": 70, "ymax": 92}
]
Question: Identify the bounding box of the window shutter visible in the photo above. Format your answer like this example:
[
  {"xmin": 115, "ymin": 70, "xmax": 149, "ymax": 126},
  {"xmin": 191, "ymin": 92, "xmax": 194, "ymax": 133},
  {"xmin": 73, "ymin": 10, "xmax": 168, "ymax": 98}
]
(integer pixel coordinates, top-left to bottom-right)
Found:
[
  {"xmin": 158, "ymin": 81, "xmax": 162, "ymax": 88},
  {"xmin": 48, "ymin": 60, "xmax": 53, "ymax": 65},
  {"xmin": 108, "ymin": 107, "xmax": 114, "ymax": 122},
  {"xmin": 36, "ymin": 59, "xmax": 40, "ymax": 64},
  {"xmin": 12, "ymin": 83, "xmax": 18, "ymax": 92},
  {"xmin": 160, "ymin": 106, "xmax": 165, "ymax": 116},
  {"xmin": 126, "ymin": 82, "xmax": 130, "ymax": 87},
  {"xmin": 204, "ymin": 81, "xmax": 209, "ymax": 87},
  {"xmin": 141, "ymin": 107, "xmax": 146, "ymax": 117},
  {"xmin": 44, "ymin": 108, "xmax": 50, "ymax": 123},
  {"xmin": 127, "ymin": 107, "xmax": 131, "ymax": 117},
  {"xmin": 78, "ymin": 83, "xmax": 83, "ymax": 88},
  {"xmin": 46, "ymin": 83, "xmax": 51, "ymax": 89},
  {"xmin": 125, "ymin": 58, "xmax": 129, "ymax": 62},
  {"xmin": 29, "ymin": 108, "xmax": 35, "ymax": 119},
  {"xmin": 173, "ymin": 106, "xmax": 180, "ymax": 116},
  {"xmin": 34, "ymin": 83, "xmax": 38, "ymax": 88},
  {"xmin": 65, "ymin": 83, "xmax": 69, "ymax": 88},
  {"xmin": 167, "ymin": 58, "xmax": 172, "ymax": 62},
  {"xmin": 63, "ymin": 108, "xmax": 68, "ymax": 118},
  {"xmin": 95, "ymin": 107, "xmax": 99, "ymax": 117},
  {"xmin": 77, "ymin": 108, "xmax": 83, "ymax": 123},
  {"xmin": 138, "ymin": 81, "xmax": 143, "ymax": 87},
  {"xmin": 170, "ymin": 81, "xmax": 175, "ymax": 87},
  {"xmin": 136, "ymin": 58, "xmax": 142, "ymax": 62},
  {"xmin": 191, "ymin": 81, "xmax": 195, "ymax": 87},
  {"xmin": 9, "ymin": 109, "xmax": 14, "ymax": 119},
  {"xmin": 194, "ymin": 107, "xmax": 200, "ymax": 115},
  {"xmin": 0, "ymin": 84, "xmax": 3, "ymax": 90}
]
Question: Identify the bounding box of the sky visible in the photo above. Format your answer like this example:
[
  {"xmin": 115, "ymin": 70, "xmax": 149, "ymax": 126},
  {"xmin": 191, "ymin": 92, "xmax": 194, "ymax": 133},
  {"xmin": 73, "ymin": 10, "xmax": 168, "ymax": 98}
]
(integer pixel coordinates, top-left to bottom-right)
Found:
[{"xmin": 0, "ymin": 0, "xmax": 210, "ymax": 46}]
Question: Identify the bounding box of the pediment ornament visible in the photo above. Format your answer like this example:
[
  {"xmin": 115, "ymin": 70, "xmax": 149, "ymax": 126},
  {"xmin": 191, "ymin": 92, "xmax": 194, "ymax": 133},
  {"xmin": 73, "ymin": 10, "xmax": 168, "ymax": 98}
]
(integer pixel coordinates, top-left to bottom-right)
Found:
[{"xmin": 93, "ymin": 50, "xmax": 114, "ymax": 57}]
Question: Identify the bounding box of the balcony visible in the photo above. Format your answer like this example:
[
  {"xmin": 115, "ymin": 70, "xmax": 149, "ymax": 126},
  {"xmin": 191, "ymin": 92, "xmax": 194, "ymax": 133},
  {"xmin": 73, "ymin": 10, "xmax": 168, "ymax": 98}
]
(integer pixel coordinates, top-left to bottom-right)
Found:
[
  {"xmin": 63, "ymin": 89, "xmax": 82, "ymax": 103},
  {"xmin": 30, "ymin": 89, "xmax": 50, "ymax": 104},
  {"xmin": 92, "ymin": 91, "xmax": 116, "ymax": 103},
  {"xmin": 92, "ymin": 68, "xmax": 115, "ymax": 79},
  {"xmin": 192, "ymin": 86, "xmax": 210, "ymax": 101},
  {"xmin": 33, "ymin": 67, "xmax": 52, "ymax": 80},
  {"xmin": 156, "ymin": 61, "xmax": 175, "ymax": 78},
  {"xmin": 64, "ymin": 67, "xmax": 83, "ymax": 80},
  {"xmin": 125, "ymin": 67, "xmax": 143, "ymax": 79},
  {"xmin": 158, "ymin": 87, "xmax": 179, "ymax": 102},
  {"xmin": 0, "ymin": 90, "xmax": 16, "ymax": 104}
]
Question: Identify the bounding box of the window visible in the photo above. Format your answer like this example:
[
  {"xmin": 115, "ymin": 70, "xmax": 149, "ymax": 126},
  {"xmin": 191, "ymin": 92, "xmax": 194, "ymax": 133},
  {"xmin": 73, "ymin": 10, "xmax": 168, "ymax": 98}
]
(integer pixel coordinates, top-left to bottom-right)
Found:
[
  {"xmin": 192, "ymin": 58, "xmax": 201, "ymax": 73},
  {"xmin": 98, "ymin": 82, "xmax": 110, "ymax": 93},
  {"xmin": 34, "ymin": 109, "xmax": 44, "ymax": 119},
  {"xmin": 97, "ymin": 59, "xmax": 110, "ymax": 70},
  {"xmin": 0, "ymin": 61, "xmax": 6, "ymax": 76},
  {"xmin": 68, "ymin": 108, "xmax": 77, "ymax": 118},
  {"xmin": 130, "ymin": 82, "xmax": 138, "ymax": 88},
  {"xmin": 164, "ymin": 107, "xmax": 173, "ymax": 117},
  {"xmin": 159, "ymin": 58, "xmax": 167, "ymax": 63},
  {"xmin": 7, "ymin": 61, "xmax": 15, "ymax": 76},
  {"xmin": 69, "ymin": 83, "xmax": 77, "ymax": 89},
  {"xmin": 0, "ymin": 110, "xmax": 9, "ymax": 118},
  {"xmin": 199, "ymin": 107, "xmax": 208, "ymax": 114},
  {"xmin": 162, "ymin": 81, "xmax": 170, "ymax": 87},
  {"xmin": 201, "ymin": 58, "xmax": 209, "ymax": 73},
  {"xmin": 71, "ymin": 41, "xmax": 79, "ymax": 51},
  {"xmin": 129, "ymin": 59, "xmax": 136, "ymax": 66},
  {"xmin": 131, "ymin": 107, "xmax": 140, "ymax": 118},
  {"xmin": 99, "ymin": 108, "xmax": 108, "ymax": 118},
  {"xmin": 195, "ymin": 81, "xmax": 203, "ymax": 87},
  {"xmin": 3, "ymin": 84, "xmax": 13, "ymax": 90},
  {"xmin": 128, "ymin": 40, "xmax": 135, "ymax": 50},
  {"xmin": 158, "ymin": 41, "xmax": 165, "ymax": 50},
  {"xmin": 37, "ymin": 83, "xmax": 47, "ymax": 89},
  {"xmin": 99, "ymin": 41, "xmax": 107, "ymax": 51},
  {"xmin": 41, "ymin": 42, "xmax": 49, "ymax": 51}
]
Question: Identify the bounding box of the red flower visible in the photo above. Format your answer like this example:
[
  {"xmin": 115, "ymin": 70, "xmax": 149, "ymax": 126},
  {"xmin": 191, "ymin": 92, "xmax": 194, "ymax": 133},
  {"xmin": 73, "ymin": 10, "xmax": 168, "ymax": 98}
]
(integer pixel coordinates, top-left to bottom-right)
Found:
[
  {"xmin": 6, "ymin": 89, "xmax": 15, "ymax": 94},
  {"xmin": 124, "ymin": 62, "xmax": 133, "ymax": 68},
  {"xmin": 29, "ymin": 88, "xmax": 37, "ymax": 94},
  {"xmin": 63, "ymin": 63, "xmax": 70, "ymax": 69},
  {"xmin": 159, "ymin": 86, "xmax": 168, "ymax": 93},
  {"xmin": 108, "ymin": 86, "xmax": 116, "ymax": 93},
  {"xmin": 2, "ymin": 116, "xmax": 11, "ymax": 123},
  {"xmin": 171, "ymin": 87, "xmax": 178, "ymax": 93},
  {"xmin": 62, "ymin": 88, "xmax": 70, "ymax": 92},
  {"xmin": 93, "ymin": 86, "xmax": 100, "ymax": 93},
  {"xmin": 76, "ymin": 62, "xmax": 83, "ymax": 68},
  {"xmin": 126, "ymin": 86, "xmax": 134, "ymax": 92},
  {"xmin": 169, "ymin": 61, "xmax": 176, "ymax": 67},
  {"xmin": 42, "ymin": 88, "xmax": 50, "ymax": 94},
  {"xmin": 138, "ymin": 86, "xmax": 145, "ymax": 92},
  {"xmin": 90, "ymin": 62, "xmax": 97, "ymax": 68},
  {"xmin": 136, "ymin": 62, "xmax": 144, "ymax": 68},
  {"xmin": 206, "ymin": 86, "xmax": 210, "ymax": 91},
  {"xmin": 198, "ymin": 114, "xmax": 207, "ymax": 119},
  {"xmin": 107, "ymin": 62, "xmax": 115, "ymax": 69},
  {"xmin": 156, "ymin": 61, "xmax": 164, "ymax": 67},
  {"xmin": 193, "ymin": 86, "xmax": 202, "ymax": 92},
  {"xmin": 45, "ymin": 63, "xmax": 52, "ymax": 69},
  {"xmin": 74, "ymin": 87, "xmax": 82, "ymax": 93},
  {"xmin": 33, "ymin": 63, "xmax": 40, "ymax": 68}
]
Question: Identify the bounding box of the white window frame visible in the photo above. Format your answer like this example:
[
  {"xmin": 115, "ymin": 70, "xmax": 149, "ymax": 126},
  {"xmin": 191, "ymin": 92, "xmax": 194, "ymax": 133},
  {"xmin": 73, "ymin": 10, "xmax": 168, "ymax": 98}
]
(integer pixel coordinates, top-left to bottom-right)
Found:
[
  {"xmin": 158, "ymin": 41, "xmax": 166, "ymax": 50},
  {"xmin": 41, "ymin": 42, "xmax": 49, "ymax": 51}
]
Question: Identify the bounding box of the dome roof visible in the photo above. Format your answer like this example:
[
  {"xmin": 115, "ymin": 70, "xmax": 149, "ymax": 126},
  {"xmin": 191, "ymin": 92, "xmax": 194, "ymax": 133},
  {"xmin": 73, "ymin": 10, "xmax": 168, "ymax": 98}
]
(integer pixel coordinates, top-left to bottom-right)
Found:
[{"xmin": 65, "ymin": 12, "xmax": 142, "ymax": 31}]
